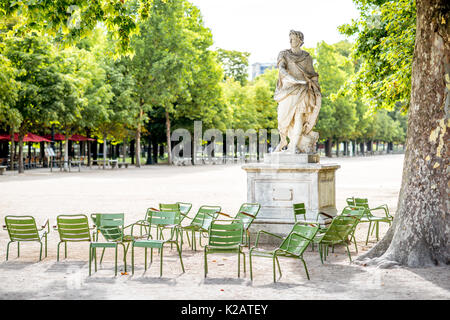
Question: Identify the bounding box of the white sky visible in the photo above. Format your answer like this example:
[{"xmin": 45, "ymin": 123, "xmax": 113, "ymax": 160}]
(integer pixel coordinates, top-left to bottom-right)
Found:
[{"xmin": 190, "ymin": 0, "xmax": 360, "ymax": 65}]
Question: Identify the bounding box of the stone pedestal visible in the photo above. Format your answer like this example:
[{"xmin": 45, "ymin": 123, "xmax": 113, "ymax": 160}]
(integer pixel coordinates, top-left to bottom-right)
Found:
[{"xmin": 242, "ymin": 153, "xmax": 340, "ymax": 243}]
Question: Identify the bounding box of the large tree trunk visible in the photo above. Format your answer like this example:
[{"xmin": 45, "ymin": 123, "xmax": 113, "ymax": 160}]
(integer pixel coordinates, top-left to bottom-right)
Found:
[
  {"xmin": 135, "ymin": 107, "xmax": 143, "ymax": 168},
  {"xmin": 64, "ymin": 134, "xmax": 69, "ymax": 172},
  {"xmin": 18, "ymin": 131, "xmax": 24, "ymax": 173},
  {"xmin": 165, "ymin": 111, "xmax": 172, "ymax": 164},
  {"xmin": 325, "ymin": 139, "xmax": 332, "ymax": 157},
  {"xmin": 103, "ymin": 135, "xmax": 107, "ymax": 170},
  {"xmin": 9, "ymin": 127, "xmax": 15, "ymax": 171},
  {"xmin": 357, "ymin": 0, "xmax": 449, "ymax": 268}
]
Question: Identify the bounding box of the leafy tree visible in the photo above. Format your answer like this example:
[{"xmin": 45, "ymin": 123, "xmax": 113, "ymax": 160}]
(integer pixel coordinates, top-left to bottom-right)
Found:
[
  {"xmin": 130, "ymin": 0, "xmax": 223, "ymax": 164},
  {"xmin": 339, "ymin": 0, "xmax": 416, "ymax": 111},
  {"xmin": 0, "ymin": 0, "xmax": 153, "ymax": 56},
  {"xmin": 343, "ymin": 0, "xmax": 449, "ymax": 267},
  {"xmin": 216, "ymin": 48, "xmax": 250, "ymax": 85},
  {"xmin": 4, "ymin": 33, "xmax": 62, "ymax": 173}
]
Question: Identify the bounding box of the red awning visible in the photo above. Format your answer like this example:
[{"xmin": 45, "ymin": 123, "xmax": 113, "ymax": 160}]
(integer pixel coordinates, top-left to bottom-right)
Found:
[
  {"xmin": 43, "ymin": 133, "xmax": 66, "ymax": 141},
  {"xmin": 0, "ymin": 133, "xmax": 51, "ymax": 142},
  {"xmin": 69, "ymin": 134, "xmax": 96, "ymax": 141}
]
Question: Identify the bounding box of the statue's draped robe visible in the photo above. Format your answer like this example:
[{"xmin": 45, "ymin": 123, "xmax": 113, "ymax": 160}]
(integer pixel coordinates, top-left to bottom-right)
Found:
[{"xmin": 274, "ymin": 49, "xmax": 321, "ymax": 146}]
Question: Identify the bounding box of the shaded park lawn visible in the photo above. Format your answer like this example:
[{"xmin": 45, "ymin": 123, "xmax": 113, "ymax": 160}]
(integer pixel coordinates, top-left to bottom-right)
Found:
[{"xmin": 0, "ymin": 154, "xmax": 448, "ymax": 299}]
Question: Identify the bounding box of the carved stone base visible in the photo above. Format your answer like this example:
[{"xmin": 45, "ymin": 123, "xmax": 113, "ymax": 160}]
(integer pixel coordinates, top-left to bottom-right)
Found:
[{"xmin": 242, "ymin": 153, "xmax": 340, "ymax": 244}]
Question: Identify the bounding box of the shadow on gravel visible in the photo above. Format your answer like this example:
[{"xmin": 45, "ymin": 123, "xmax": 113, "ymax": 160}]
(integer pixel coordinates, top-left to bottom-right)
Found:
[
  {"xmin": 202, "ymin": 277, "xmax": 246, "ymax": 285},
  {"xmin": 0, "ymin": 261, "xmax": 35, "ymax": 270}
]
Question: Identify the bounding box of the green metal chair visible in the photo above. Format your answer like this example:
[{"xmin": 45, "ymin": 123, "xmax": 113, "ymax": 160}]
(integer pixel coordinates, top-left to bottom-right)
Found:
[
  {"xmin": 346, "ymin": 197, "xmax": 393, "ymax": 244},
  {"xmin": 249, "ymin": 221, "xmax": 319, "ymax": 282},
  {"xmin": 55, "ymin": 214, "xmax": 92, "ymax": 261},
  {"xmin": 293, "ymin": 203, "xmax": 307, "ymax": 222},
  {"xmin": 89, "ymin": 213, "xmax": 132, "ymax": 276},
  {"xmin": 176, "ymin": 202, "xmax": 193, "ymax": 223},
  {"xmin": 219, "ymin": 203, "xmax": 261, "ymax": 247},
  {"xmin": 4, "ymin": 215, "xmax": 49, "ymax": 261},
  {"xmin": 204, "ymin": 220, "xmax": 246, "ymax": 278},
  {"xmin": 131, "ymin": 208, "xmax": 184, "ymax": 276},
  {"xmin": 313, "ymin": 208, "xmax": 364, "ymax": 263},
  {"xmin": 180, "ymin": 205, "xmax": 221, "ymax": 251}
]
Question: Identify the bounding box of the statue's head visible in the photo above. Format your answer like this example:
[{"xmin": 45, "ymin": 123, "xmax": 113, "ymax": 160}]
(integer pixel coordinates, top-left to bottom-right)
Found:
[{"xmin": 289, "ymin": 30, "xmax": 304, "ymax": 48}]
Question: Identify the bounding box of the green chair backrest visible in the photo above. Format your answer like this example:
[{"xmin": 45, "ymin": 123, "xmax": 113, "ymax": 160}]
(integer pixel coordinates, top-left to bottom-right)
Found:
[
  {"xmin": 5, "ymin": 215, "xmax": 40, "ymax": 241},
  {"xmin": 91, "ymin": 213, "xmax": 124, "ymax": 242},
  {"xmin": 346, "ymin": 197, "xmax": 372, "ymax": 217},
  {"xmin": 159, "ymin": 203, "xmax": 180, "ymax": 211},
  {"xmin": 279, "ymin": 223, "xmax": 319, "ymax": 256},
  {"xmin": 231, "ymin": 203, "xmax": 261, "ymax": 230},
  {"xmin": 189, "ymin": 205, "xmax": 221, "ymax": 230},
  {"xmin": 177, "ymin": 202, "xmax": 192, "ymax": 216},
  {"xmin": 56, "ymin": 214, "xmax": 91, "ymax": 242},
  {"xmin": 320, "ymin": 214, "xmax": 360, "ymax": 243},
  {"xmin": 293, "ymin": 203, "xmax": 306, "ymax": 222},
  {"xmin": 208, "ymin": 221, "xmax": 243, "ymax": 247},
  {"xmin": 147, "ymin": 209, "xmax": 180, "ymax": 227}
]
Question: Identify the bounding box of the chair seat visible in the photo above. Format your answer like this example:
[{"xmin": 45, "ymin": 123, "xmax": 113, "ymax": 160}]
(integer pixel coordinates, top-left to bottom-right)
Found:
[
  {"xmin": 90, "ymin": 242, "xmax": 118, "ymax": 248},
  {"xmin": 250, "ymin": 248, "xmax": 276, "ymax": 257},
  {"xmin": 133, "ymin": 239, "xmax": 165, "ymax": 249},
  {"xmin": 205, "ymin": 245, "xmax": 242, "ymax": 253}
]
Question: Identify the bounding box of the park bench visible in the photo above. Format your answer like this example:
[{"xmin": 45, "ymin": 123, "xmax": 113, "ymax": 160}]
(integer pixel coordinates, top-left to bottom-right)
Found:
[
  {"xmin": 69, "ymin": 159, "xmax": 82, "ymax": 172},
  {"xmin": 108, "ymin": 159, "xmax": 118, "ymax": 169},
  {"xmin": 0, "ymin": 165, "xmax": 6, "ymax": 175},
  {"xmin": 118, "ymin": 162, "xmax": 129, "ymax": 168}
]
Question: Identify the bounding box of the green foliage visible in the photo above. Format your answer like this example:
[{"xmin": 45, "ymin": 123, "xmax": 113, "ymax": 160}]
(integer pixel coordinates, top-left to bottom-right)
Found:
[
  {"xmin": 216, "ymin": 48, "xmax": 250, "ymax": 86},
  {"xmin": 338, "ymin": 0, "xmax": 415, "ymax": 110},
  {"xmin": 0, "ymin": 0, "xmax": 154, "ymax": 56}
]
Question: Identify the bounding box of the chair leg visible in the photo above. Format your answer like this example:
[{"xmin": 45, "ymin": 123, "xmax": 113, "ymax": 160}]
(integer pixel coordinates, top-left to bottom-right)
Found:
[
  {"xmin": 131, "ymin": 245, "xmax": 135, "ymax": 275},
  {"xmin": 122, "ymin": 243, "xmax": 128, "ymax": 273},
  {"xmin": 64, "ymin": 241, "xmax": 67, "ymax": 258},
  {"xmin": 160, "ymin": 245, "xmax": 163, "ymax": 277},
  {"xmin": 300, "ymin": 258, "xmax": 310, "ymax": 280},
  {"xmin": 94, "ymin": 248, "xmax": 98, "ymax": 272},
  {"xmin": 238, "ymin": 251, "xmax": 241, "ymax": 278},
  {"xmin": 242, "ymin": 251, "xmax": 246, "ymax": 273},
  {"xmin": 17, "ymin": 242, "xmax": 20, "ymax": 257},
  {"xmin": 319, "ymin": 244, "xmax": 324, "ymax": 264},
  {"xmin": 100, "ymin": 248, "xmax": 106, "ymax": 264},
  {"xmin": 114, "ymin": 246, "xmax": 118, "ymax": 276},
  {"xmin": 272, "ymin": 256, "xmax": 276, "ymax": 282},
  {"xmin": 57, "ymin": 242, "xmax": 62, "ymax": 261},
  {"xmin": 275, "ymin": 256, "xmax": 282, "ymax": 279},
  {"xmin": 39, "ymin": 242, "xmax": 42, "ymax": 261},
  {"xmin": 144, "ymin": 248, "xmax": 148, "ymax": 271},
  {"xmin": 366, "ymin": 222, "xmax": 372, "ymax": 245},
  {"xmin": 249, "ymin": 252, "xmax": 253, "ymax": 281},
  {"xmin": 346, "ymin": 244, "xmax": 352, "ymax": 262},
  {"xmin": 45, "ymin": 235, "xmax": 48, "ymax": 258},
  {"xmin": 204, "ymin": 250, "xmax": 208, "ymax": 278},
  {"xmin": 89, "ymin": 246, "xmax": 91, "ymax": 276},
  {"xmin": 6, "ymin": 241, "xmax": 12, "ymax": 261},
  {"xmin": 176, "ymin": 242, "xmax": 185, "ymax": 273}
]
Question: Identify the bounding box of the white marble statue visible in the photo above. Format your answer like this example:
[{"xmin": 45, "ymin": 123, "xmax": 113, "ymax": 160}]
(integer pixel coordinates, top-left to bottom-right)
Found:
[{"xmin": 273, "ymin": 30, "xmax": 321, "ymax": 153}]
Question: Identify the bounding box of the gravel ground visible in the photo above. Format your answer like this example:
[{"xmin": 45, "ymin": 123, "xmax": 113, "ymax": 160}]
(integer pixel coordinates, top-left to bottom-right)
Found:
[{"xmin": 0, "ymin": 154, "xmax": 449, "ymax": 300}]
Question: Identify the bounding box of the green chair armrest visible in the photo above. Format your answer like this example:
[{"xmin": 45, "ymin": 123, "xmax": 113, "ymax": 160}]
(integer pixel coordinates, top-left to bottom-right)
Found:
[
  {"xmin": 218, "ymin": 212, "xmax": 232, "ymax": 218},
  {"xmin": 254, "ymin": 230, "xmax": 283, "ymax": 247}
]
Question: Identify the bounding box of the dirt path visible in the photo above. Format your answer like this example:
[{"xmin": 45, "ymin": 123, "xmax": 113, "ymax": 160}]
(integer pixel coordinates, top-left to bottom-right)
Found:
[{"xmin": 0, "ymin": 154, "xmax": 448, "ymax": 299}]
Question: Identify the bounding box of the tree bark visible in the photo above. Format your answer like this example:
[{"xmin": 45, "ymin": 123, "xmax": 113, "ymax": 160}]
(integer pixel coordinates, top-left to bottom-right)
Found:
[
  {"xmin": 9, "ymin": 127, "xmax": 15, "ymax": 171},
  {"xmin": 357, "ymin": 0, "xmax": 450, "ymax": 267},
  {"xmin": 103, "ymin": 135, "xmax": 107, "ymax": 170},
  {"xmin": 18, "ymin": 131, "xmax": 24, "ymax": 173},
  {"xmin": 135, "ymin": 106, "xmax": 143, "ymax": 168},
  {"xmin": 165, "ymin": 111, "xmax": 172, "ymax": 164},
  {"xmin": 325, "ymin": 139, "xmax": 332, "ymax": 157}
]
